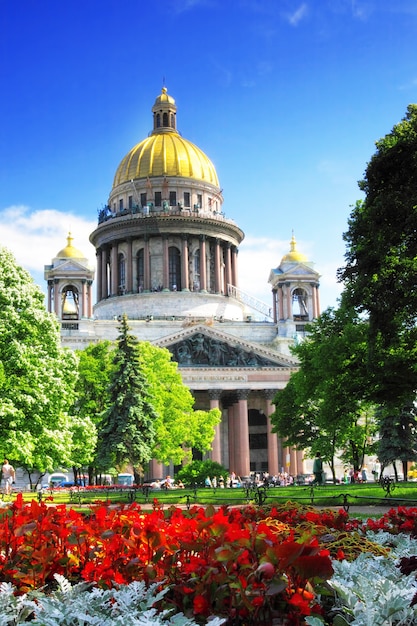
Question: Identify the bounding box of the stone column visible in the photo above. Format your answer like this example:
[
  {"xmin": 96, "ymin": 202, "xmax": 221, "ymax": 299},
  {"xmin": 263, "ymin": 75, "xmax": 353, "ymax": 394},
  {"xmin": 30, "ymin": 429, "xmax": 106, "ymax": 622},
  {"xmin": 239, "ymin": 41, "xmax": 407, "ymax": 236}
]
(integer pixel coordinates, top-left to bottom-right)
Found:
[
  {"xmin": 231, "ymin": 246, "xmax": 238, "ymax": 287},
  {"xmin": 126, "ymin": 238, "xmax": 133, "ymax": 294},
  {"xmin": 296, "ymin": 450, "xmax": 305, "ymax": 475},
  {"xmin": 54, "ymin": 279, "xmax": 60, "ymax": 317},
  {"xmin": 87, "ymin": 281, "xmax": 93, "ymax": 318},
  {"xmin": 272, "ymin": 289, "xmax": 278, "ymax": 323},
  {"xmin": 47, "ymin": 281, "xmax": 53, "ymax": 313},
  {"xmin": 81, "ymin": 280, "xmax": 87, "ymax": 318},
  {"xmin": 209, "ymin": 390, "xmax": 222, "ymax": 464},
  {"xmin": 214, "ymin": 239, "xmax": 221, "ymax": 294},
  {"xmin": 101, "ymin": 247, "xmax": 108, "ymax": 300},
  {"xmin": 199, "ymin": 235, "xmax": 207, "ymax": 292},
  {"xmin": 149, "ymin": 459, "xmax": 164, "ymax": 479},
  {"xmin": 225, "ymin": 243, "xmax": 232, "ymax": 293},
  {"xmin": 263, "ymin": 390, "xmax": 279, "ymax": 476},
  {"xmin": 286, "ymin": 282, "xmax": 292, "ymax": 319},
  {"xmin": 110, "ymin": 244, "xmax": 118, "ymax": 296},
  {"xmin": 181, "ymin": 235, "xmax": 189, "ymax": 291},
  {"xmin": 96, "ymin": 249, "xmax": 102, "ymax": 302},
  {"xmin": 290, "ymin": 448, "xmax": 298, "ymax": 477},
  {"xmin": 144, "ymin": 237, "xmax": 150, "ymax": 291},
  {"xmin": 235, "ymin": 390, "xmax": 250, "ymax": 477},
  {"xmin": 162, "ymin": 236, "xmax": 169, "ymax": 290},
  {"xmin": 227, "ymin": 402, "xmax": 236, "ymax": 472}
]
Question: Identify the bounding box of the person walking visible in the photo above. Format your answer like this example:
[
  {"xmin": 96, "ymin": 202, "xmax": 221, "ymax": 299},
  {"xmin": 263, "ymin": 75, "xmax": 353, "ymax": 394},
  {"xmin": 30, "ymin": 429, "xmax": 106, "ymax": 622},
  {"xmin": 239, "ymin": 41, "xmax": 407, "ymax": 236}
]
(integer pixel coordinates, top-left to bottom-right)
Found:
[
  {"xmin": 312, "ymin": 452, "xmax": 323, "ymax": 486},
  {"xmin": 2, "ymin": 459, "xmax": 15, "ymax": 496}
]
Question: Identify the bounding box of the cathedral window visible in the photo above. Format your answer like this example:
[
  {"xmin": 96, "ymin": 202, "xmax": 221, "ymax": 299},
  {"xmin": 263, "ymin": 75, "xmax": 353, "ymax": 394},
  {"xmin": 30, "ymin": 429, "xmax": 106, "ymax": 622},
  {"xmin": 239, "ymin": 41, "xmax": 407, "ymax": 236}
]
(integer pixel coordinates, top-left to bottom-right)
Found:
[
  {"xmin": 154, "ymin": 191, "xmax": 162, "ymax": 207},
  {"xmin": 170, "ymin": 113, "xmax": 175, "ymax": 128},
  {"xmin": 137, "ymin": 249, "xmax": 144, "ymax": 292},
  {"xmin": 169, "ymin": 191, "xmax": 177, "ymax": 206},
  {"xmin": 140, "ymin": 193, "xmax": 147, "ymax": 207},
  {"xmin": 163, "ymin": 112, "xmax": 168, "ymax": 126},
  {"xmin": 128, "ymin": 195, "xmax": 133, "ymax": 210},
  {"xmin": 118, "ymin": 253, "xmax": 126, "ymax": 294},
  {"xmin": 197, "ymin": 194, "xmax": 202, "ymax": 209},
  {"xmin": 184, "ymin": 192, "xmax": 190, "ymax": 207},
  {"xmin": 119, "ymin": 198, "xmax": 123, "ymax": 212},
  {"xmin": 169, "ymin": 247, "xmax": 181, "ymax": 291},
  {"xmin": 156, "ymin": 113, "xmax": 161, "ymax": 128}
]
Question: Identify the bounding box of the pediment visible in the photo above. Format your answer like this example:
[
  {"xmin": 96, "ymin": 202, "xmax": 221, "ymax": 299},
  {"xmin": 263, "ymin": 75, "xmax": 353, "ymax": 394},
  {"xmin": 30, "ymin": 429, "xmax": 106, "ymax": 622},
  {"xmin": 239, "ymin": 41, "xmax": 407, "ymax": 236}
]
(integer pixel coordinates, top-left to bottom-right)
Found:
[
  {"xmin": 154, "ymin": 324, "xmax": 298, "ymax": 369},
  {"xmin": 49, "ymin": 259, "xmax": 94, "ymax": 274}
]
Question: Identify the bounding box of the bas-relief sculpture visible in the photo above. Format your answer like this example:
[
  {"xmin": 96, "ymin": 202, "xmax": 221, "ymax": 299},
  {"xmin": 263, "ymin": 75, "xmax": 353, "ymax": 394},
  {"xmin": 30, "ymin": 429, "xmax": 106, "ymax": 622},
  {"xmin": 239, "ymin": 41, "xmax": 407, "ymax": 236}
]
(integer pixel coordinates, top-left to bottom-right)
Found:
[{"xmin": 169, "ymin": 333, "xmax": 275, "ymax": 367}]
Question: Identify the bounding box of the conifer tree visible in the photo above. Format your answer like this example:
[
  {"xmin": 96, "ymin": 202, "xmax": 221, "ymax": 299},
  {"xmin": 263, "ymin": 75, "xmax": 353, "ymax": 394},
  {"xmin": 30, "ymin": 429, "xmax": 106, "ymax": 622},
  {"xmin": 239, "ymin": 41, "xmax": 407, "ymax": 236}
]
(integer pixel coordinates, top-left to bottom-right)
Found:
[{"xmin": 96, "ymin": 314, "xmax": 158, "ymax": 483}]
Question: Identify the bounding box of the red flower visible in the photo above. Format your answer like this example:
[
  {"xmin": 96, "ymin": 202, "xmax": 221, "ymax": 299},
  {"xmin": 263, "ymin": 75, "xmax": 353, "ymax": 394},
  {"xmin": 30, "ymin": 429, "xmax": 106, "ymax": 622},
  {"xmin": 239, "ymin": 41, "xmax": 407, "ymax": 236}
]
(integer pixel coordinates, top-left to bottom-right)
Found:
[{"xmin": 193, "ymin": 594, "xmax": 209, "ymax": 614}]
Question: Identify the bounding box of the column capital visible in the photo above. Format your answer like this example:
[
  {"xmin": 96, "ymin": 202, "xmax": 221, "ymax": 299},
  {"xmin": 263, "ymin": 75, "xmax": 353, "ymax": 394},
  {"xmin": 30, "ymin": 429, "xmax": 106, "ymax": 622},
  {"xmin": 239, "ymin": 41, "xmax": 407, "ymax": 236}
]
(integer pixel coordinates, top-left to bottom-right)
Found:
[
  {"xmin": 261, "ymin": 389, "xmax": 278, "ymax": 400},
  {"xmin": 208, "ymin": 389, "xmax": 223, "ymax": 401},
  {"xmin": 236, "ymin": 389, "xmax": 250, "ymax": 401}
]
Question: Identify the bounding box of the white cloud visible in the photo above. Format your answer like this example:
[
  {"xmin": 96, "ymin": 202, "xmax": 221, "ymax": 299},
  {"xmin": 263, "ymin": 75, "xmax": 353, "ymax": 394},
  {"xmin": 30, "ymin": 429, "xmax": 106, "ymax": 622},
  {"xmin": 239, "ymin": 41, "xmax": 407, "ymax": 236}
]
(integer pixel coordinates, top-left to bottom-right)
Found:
[
  {"xmin": 0, "ymin": 205, "xmax": 96, "ymax": 281},
  {"xmin": 287, "ymin": 3, "xmax": 309, "ymax": 26}
]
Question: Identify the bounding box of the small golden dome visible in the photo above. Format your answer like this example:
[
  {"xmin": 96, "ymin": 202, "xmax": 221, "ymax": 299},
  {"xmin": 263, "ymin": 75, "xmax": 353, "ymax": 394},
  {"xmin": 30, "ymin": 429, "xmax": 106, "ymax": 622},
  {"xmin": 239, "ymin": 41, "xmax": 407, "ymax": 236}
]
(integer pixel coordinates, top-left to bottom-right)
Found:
[
  {"xmin": 153, "ymin": 86, "xmax": 175, "ymax": 106},
  {"xmin": 113, "ymin": 133, "xmax": 219, "ymax": 187},
  {"xmin": 281, "ymin": 235, "xmax": 308, "ymax": 264},
  {"xmin": 56, "ymin": 233, "xmax": 85, "ymax": 259}
]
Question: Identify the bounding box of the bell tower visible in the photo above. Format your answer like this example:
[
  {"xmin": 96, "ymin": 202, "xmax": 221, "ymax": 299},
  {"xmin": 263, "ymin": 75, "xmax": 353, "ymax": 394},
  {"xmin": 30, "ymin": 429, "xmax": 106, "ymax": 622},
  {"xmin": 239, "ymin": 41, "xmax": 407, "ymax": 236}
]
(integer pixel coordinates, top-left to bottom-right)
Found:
[
  {"xmin": 44, "ymin": 233, "xmax": 95, "ymax": 327},
  {"xmin": 269, "ymin": 234, "xmax": 320, "ymax": 332}
]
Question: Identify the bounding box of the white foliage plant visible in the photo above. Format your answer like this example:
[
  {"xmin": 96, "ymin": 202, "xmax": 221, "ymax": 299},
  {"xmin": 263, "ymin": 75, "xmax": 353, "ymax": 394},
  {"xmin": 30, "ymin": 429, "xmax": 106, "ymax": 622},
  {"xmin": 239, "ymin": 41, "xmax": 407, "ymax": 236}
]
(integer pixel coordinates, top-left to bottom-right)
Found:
[
  {"xmin": 0, "ymin": 576, "xmax": 225, "ymax": 626},
  {"xmin": 306, "ymin": 532, "xmax": 417, "ymax": 626}
]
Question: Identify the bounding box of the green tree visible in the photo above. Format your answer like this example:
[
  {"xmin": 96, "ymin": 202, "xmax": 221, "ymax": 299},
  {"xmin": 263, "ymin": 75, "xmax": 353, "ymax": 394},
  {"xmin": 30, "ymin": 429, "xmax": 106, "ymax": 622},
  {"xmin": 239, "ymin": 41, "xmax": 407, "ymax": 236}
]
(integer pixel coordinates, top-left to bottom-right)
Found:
[
  {"xmin": 271, "ymin": 305, "xmax": 377, "ymax": 481},
  {"xmin": 96, "ymin": 315, "xmax": 158, "ymax": 483},
  {"xmin": 176, "ymin": 459, "xmax": 228, "ymax": 488},
  {"xmin": 0, "ymin": 247, "xmax": 78, "ymax": 478},
  {"xmin": 77, "ymin": 339, "xmax": 221, "ymax": 472},
  {"xmin": 376, "ymin": 403, "xmax": 417, "ymax": 481},
  {"xmin": 138, "ymin": 341, "xmax": 221, "ymax": 465},
  {"xmin": 74, "ymin": 341, "xmax": 114, "ymax": 483},
  {"xmin": 339, "ymin": 105, "xmax": 417, "ymax": 470}
]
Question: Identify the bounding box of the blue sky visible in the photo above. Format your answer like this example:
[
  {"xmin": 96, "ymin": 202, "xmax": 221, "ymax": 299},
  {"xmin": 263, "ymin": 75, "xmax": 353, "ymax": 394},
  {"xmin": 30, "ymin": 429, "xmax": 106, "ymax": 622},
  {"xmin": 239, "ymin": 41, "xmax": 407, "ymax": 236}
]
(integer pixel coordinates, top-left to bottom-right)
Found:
[{"xmin": 1, "ymin": 0, "xmax": 417, "ymax": 312}]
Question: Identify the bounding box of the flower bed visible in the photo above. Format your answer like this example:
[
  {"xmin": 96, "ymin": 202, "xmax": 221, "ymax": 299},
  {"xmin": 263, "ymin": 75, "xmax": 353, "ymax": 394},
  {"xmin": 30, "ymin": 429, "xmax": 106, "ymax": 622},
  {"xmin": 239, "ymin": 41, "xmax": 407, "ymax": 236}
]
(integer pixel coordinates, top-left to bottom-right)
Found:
[{"xmin": 0, "ymin": 495, "xmax": 417, "ymax": 624}]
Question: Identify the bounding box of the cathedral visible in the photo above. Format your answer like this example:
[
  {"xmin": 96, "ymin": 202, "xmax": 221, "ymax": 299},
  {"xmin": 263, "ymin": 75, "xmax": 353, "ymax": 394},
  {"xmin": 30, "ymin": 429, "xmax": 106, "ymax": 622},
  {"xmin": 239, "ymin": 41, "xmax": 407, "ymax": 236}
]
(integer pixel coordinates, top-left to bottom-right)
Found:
[{"xmin": 44, "ymin": 88, "xmax": 321, "ymax": 480}]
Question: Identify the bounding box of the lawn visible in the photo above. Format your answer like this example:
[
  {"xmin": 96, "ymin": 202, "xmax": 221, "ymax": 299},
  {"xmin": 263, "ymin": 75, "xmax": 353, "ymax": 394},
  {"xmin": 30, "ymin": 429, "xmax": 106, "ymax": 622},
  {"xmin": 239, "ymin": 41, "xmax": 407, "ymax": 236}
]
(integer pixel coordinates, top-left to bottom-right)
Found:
[{"xmin": 12, "ymin": 480, "xmax": 417, "ymax": 511}]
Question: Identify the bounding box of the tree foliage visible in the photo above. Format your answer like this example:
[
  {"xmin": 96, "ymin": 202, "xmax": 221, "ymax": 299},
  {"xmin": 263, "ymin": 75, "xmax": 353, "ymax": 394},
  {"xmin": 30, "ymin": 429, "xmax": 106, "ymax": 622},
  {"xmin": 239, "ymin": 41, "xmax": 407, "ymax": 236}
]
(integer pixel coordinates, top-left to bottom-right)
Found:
[
  {"xmin": 77, "ymin": 335, "xmax": 221, "ymax": 471},
  {"xmin": 338, "ymin": 105, "xmax": 417, "ymax": 470},
  {"xmin": 271, "ymin": 305, "xmax": 377, "ymax": 480},
  {"xmin": 137, "ymin": 341, "xmax": 221, "ymax": 465},
  {"xmin": 96, "ymin": 315, "xmax": 158, "ymax": 482},
  {"xmin": 0, "ymin": 247, "xmax": 78, "ymax": 473},
  {"xmin": 339, "ymin": 104, "xmax": 417, "ymax": 407}
]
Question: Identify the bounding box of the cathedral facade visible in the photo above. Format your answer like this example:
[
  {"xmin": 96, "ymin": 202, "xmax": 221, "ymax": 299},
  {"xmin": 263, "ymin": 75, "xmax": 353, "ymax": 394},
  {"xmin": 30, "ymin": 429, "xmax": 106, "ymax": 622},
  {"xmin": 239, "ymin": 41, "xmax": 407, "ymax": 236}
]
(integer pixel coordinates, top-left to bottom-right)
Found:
[{"xmin": 44, "ymin": 88, "xmax": 321, "ymax": 480}]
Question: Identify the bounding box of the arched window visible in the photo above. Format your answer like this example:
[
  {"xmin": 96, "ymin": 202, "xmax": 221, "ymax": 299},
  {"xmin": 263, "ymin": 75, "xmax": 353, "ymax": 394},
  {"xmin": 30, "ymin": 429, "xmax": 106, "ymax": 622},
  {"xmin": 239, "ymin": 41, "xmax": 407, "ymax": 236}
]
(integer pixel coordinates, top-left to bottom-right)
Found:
[
  {"xmin": 61, "ymin": 285, "xmax": 79, "ymax": 320},
  {"xmin": 193, "ymin": 249, "xmax": 200, "ymax": 291},
  {"xmin": 156, "ymin": 113, "xmax": 161, "ymax": 128},
  {"xmin": 137, "ymin": 249, "xmax": 144, "ymax": 292},
  {"xmin": 170, "ymin": 113, "xmax": 175, "ymax": 128},
  {"xmin": 118, "ymin": 253, "xmax": 126, "ymax": 294},
  {"xmin": 169, "ymin": 247, "xmax": 181, "ymax": 291},
  {"xmin": 163, "ymin": 112, "xmax": 168, "ymax": 126},
  {"xmin": 292, "ymin": 288, "xmax": 308, "ymax": 320}
]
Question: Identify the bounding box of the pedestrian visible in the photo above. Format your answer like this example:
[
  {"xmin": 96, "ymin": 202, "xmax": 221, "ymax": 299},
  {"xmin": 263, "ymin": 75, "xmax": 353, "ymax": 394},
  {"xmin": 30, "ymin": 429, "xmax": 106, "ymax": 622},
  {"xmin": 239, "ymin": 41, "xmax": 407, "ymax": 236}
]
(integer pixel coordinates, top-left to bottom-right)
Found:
[
  {"xmin": 312, "ymin": 452, "xmax": 323, "ymax": 485},
  {"xmin": 2, "ymin": 459, "xmax": 15, "ymax": 496}
]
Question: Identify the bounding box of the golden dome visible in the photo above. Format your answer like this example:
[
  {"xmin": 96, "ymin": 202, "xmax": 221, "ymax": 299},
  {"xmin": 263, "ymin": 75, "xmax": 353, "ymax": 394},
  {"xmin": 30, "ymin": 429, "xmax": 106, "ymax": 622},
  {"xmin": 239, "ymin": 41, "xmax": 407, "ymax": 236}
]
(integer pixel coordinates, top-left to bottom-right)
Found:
[
  {"xmin": 281, "ymin": 235, "xmax": 308, "ymax": 264},
  {"xmin": 113, "ymin": 133, "xmax": 219, "ymax": 187},
  {"xmin": 56, "ymin": 233, "xmax": 85, "ymax": 259},
  {"xmin": 112, "ymin": 88, "xmax": 219, "ymax": 188}
]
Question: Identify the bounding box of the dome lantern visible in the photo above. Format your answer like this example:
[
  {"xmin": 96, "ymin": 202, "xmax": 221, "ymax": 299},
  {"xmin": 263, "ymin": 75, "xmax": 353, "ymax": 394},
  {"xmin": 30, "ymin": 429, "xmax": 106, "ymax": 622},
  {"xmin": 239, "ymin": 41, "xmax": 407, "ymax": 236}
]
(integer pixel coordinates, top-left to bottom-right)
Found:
[{"xmin": 152, "ymin": 87, "xmax": 177, "ymax": 133}]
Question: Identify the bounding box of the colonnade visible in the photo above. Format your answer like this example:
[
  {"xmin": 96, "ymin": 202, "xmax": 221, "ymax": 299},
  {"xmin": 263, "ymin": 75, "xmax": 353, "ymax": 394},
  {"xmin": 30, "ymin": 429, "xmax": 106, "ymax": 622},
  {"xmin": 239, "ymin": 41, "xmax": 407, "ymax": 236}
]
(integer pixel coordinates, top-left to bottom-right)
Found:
[{"xmin": 95, "ymin": 235, "xmax": 239, "ymax": 302}]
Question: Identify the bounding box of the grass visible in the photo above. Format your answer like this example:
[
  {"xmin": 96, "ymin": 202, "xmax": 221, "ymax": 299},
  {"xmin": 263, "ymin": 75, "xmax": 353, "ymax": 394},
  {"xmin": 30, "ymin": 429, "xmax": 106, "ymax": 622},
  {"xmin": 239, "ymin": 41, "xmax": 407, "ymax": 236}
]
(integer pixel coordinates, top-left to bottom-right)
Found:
[{"xmin": 9, "ymin": 480, "xmax": 417, "ymax": 510}]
